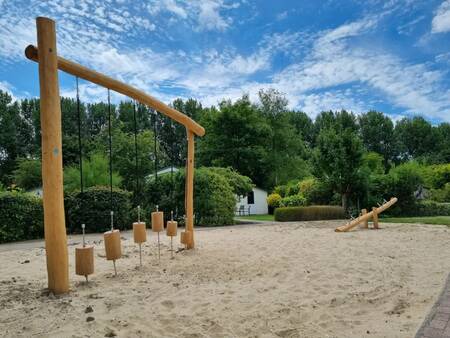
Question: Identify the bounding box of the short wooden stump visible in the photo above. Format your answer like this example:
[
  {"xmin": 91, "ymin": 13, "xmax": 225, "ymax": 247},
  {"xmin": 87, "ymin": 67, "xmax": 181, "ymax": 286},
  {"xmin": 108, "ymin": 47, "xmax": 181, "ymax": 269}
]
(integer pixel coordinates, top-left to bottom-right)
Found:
[
  {"xmin": 133, "ymin": 222, "xmax": 147, "ymax": 243},
  {"xmin": 104, "ymin": 229, "xmax": 122, "ymax": 261},
  {"xmin": 151, "ymin": 211, "xmax": 164, "ymax": 232},
  {"xmin": 75, "ymin": 246, "xmax": 94, "ymax": 277}
]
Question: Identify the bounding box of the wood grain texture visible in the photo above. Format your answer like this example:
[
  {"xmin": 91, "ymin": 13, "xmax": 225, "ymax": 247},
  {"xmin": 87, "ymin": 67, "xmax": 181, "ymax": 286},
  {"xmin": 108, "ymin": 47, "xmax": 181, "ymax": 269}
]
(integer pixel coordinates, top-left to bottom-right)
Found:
[{"xmin": 36, "ymin": 17, "xmax": 69, "ymax": 294}]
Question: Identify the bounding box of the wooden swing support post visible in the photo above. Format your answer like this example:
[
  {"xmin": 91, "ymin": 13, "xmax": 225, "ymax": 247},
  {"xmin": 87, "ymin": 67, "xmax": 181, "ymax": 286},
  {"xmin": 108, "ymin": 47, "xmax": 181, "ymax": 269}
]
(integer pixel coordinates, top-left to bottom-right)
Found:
[{"xmin": 26, "ymin": 17, "xmax": 204, "ymax": 293}]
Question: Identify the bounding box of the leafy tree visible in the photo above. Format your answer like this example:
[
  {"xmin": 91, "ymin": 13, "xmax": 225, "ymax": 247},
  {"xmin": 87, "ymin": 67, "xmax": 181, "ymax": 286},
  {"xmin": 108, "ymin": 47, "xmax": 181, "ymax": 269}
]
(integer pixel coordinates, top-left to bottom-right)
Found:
[
  {"xmin": 198, "ymin": 95, "xmax": 271, "ymax": 189},
  {"xmin": 12, "ymin": 158, "xmax": 42, "ymax": 190},
  {"xmin": 287, "ymin": 110, "xmax": 315, "ymax": 146},
  {"xmin": 394, "ymin": 116, "xmax": 438, "ymax": 161},
  {"xmin": 358, "ymin": 111, "xmax": 395, "ymax": 169},
  {"xmin": 64, "ymin": 153, "xmax": 122, "ymax": 192},
  {"xmin": 313, "ymin": 110, "xmax": 364, "ymax": 211},
  {"xmin": 258, "ymin": 89, "xmax": 307, "ymax": 187}
]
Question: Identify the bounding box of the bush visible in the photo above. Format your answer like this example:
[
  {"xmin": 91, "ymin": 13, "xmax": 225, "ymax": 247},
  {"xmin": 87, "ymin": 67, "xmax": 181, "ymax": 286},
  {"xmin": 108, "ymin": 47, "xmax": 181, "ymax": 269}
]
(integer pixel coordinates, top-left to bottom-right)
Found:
[
  {"xmin": 274, "ymin": 205, "xmax": 346, "ymax": 222},
  {"xmin": 143, "ymin": 167, "xmax": 241, "ymax": 226},
  {"xmin": 65, "ymin": 186, "xmax": 132, "ymax": 233},
  {"xmin": 280, "ymin": 194, "xmax": 306, "ymax": 207},
  {"xmin": 407, "ymin": 200, "xmax": 450, "ymax": 217},
  {"xmin": 299, "ymin": 177, "xmax": 333, "ymax": 205},
  {"xmin": 273, "ymin": 185, "xmax": 288, "ymax": 197},
  {"xmin": 13, "ymin": 158, "xmax": 42, "ymax": 190},
  {"xmin": 64, "ymin": 153, "xmax": 122, "ymax": 192},
  {"xmin": 267, "ymin": 193, "xmax": 282, "ymax": 208},
  {"xmin": 0, "ymin": 191, "xmax": 43, "ymax": 243}
]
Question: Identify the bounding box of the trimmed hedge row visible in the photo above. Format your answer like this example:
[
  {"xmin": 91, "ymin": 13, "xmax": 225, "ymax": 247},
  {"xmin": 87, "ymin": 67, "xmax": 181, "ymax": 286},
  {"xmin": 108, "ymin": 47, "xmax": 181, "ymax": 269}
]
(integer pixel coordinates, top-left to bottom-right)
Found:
[
  {"xmin": 274, "ymin": 205, "xmax": 346, "ymax": 222},
  {"xmin": 410, "ymin": 201, "xmax": 450, "ymax": 217},
  {"xmin": 0, "ymin": 192, "xmax": 43, "ymax": 243}
]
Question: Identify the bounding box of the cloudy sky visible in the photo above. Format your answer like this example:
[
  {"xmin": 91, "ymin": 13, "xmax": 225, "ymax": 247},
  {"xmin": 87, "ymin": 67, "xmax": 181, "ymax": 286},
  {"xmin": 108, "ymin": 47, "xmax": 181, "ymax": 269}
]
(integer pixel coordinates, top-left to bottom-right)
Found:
[{"xmin": 0, "ymin": 0, "xmax": 450, "ymax": 122}]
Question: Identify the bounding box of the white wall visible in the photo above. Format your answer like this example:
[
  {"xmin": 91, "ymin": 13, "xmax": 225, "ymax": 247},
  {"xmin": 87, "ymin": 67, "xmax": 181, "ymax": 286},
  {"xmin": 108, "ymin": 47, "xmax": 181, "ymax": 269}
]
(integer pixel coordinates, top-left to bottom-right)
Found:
[{"xmin": 236, "ymin": 187, "xmax": 268, "ymax": 215}]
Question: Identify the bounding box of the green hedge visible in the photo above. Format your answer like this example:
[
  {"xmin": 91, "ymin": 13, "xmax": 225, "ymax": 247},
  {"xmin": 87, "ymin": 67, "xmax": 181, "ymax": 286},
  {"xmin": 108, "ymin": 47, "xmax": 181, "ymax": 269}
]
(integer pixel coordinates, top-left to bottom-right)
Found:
[
  {"xmin": 0, "ymin": 192, "xmax": 43, "ymax": 243},
  {"xmin": 409, "ymin": 201, "xmax": 450, "ymax": 217},
  {"xmin": 274, "ymin": 205, "xmax": 346, "ymax": 222},
  {"xmin": 65, "ymin": 186, "xmax": 132, "ymax": 233}
]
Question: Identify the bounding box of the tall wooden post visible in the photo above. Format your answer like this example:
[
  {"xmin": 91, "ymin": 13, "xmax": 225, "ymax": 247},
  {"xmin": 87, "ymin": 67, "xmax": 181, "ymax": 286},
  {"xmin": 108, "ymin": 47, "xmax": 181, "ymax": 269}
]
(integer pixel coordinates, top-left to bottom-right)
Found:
[
  {"xmin": 37, "ymin": 17, "xmax": 69, "ymax": 294},
  {"xmin": 361, "ymin": 209, "xmax": 368, "ymax": 229},
  {"xmin": 186, "ymin": 129, "xmax": 195, "ymax": 249},
  {"xmin": 372, "ymin": 207, "xmax": 379, "ymax": 229}
]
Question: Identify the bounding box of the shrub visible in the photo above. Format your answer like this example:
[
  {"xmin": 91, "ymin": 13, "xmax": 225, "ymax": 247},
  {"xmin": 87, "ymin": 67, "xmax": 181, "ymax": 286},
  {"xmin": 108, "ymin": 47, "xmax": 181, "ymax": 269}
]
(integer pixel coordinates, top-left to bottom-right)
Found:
[
  {"xmin": 280, "ymin": 194, "xmax": 306, "ymax": 207},
  {"xmin": 384, "ymin": 162, "xmax": 424, "ymax": 214},
  {"xmin": 274, "ymin": 205, "xmax": 346, "ymax": 222},
  {"xmin": 273, "ymin": 185, "xmax": 288, "ymax": 197},
  {"xmin": 0, "ymin": 191, "xmax": 43, "ymax": 243},
  {"xmin": 430, "ymin": 183, "xmax": 450, "ymax": 203},
  {"xmin": 267, "ymin": 193, "xmax": 282, "ymax": 208},
  {"xmin": 424, "ymin": 164, "xmax": 450, "ymax": 189},
  {"xmin": 207, "ymin": 167, "xmax": 254, "ymax": 196},
  {"xmin": 13, "ymin": 158, "xmax": 42, "ymax": 190},
  {"xmin": 299, "ymin": 177, "xmax": 333, "ymax": 205},
  {"xmin": 65, "ymin": 186, "xmax": 132, "ymax": 233},
  {"xmin": 143, "ymin": 167, "xmax": 240, "ymax": 226},
  {"xmin": 407, "ymin": 200, "xmax": 450, "ymax": 217},
  {"xmin": 285, "ymin": 181, "xmax": 300, "ymax": 196},
  {"xmin": 64, "ymin": 153, "xmax": 122, "ymax": 192}
]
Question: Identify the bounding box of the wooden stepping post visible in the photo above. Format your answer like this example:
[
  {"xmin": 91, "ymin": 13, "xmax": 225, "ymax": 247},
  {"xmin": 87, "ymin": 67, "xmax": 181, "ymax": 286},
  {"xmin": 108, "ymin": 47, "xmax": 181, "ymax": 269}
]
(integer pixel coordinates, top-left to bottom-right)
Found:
[{"xmin": 372, "ymin": 207, "xmax": 379, "ymax": 229}]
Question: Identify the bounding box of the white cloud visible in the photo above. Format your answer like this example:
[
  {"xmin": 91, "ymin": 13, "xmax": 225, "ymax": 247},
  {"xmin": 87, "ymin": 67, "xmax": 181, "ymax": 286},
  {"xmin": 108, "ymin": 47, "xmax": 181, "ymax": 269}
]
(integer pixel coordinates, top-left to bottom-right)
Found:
[
  {"xmin": 432, "ymin": 0, "xmax": 450, "ymax": 33},
  {"xmin": 276, "ymin": 11, "xmax": 288, "ymax": 21}
]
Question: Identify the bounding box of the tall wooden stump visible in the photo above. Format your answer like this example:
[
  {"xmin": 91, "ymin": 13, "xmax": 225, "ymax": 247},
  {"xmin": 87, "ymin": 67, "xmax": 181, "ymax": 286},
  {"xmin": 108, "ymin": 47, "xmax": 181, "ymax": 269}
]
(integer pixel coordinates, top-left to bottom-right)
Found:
[
  {"xmin": 361, "ymin": 209, "xmax": 368, "ymax": 229},
  {"xmin": 36, "ymin": 17, "xmax": 69, "ymax": 294}
]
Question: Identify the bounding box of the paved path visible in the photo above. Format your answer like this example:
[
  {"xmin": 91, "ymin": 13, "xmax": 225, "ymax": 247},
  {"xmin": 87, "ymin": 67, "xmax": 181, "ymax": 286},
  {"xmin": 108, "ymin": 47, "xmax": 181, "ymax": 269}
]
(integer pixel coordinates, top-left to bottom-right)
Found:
[{"xmin": 416, "ymin": 273, "xmax": 450, "ymax": 338}]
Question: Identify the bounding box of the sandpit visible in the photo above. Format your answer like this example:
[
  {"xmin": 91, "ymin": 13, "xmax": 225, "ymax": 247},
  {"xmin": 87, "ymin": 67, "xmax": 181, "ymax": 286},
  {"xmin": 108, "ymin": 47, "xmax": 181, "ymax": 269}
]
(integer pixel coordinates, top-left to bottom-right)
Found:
[{"xmin": 1, "ymin": 221, "xmax": 450, "ymax": 337}]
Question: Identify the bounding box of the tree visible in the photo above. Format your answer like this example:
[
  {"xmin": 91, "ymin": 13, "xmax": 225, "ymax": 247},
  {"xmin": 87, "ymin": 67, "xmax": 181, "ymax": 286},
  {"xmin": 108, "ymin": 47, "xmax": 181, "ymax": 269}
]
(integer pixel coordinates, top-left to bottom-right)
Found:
[
  {"xmin": 198, "ymin": 95, "xmax": 271, "ymax": 188},
  {"xmin": 358, "ymin": 111, "xmax": 395, "ymax": 170},
  {"xmin": 287, "ymin": 111, "xmax": 315, "ymax": 146},
  {"xmin": 394, "ymin": 116, "xmax": 437, "ymax": 161},
  {"xmin": 13, "ymin": 158, "xmax": 42, "ymax": 190},
  {"xmin": 64, "ymin": 153, "xmax": 122, "ymax": 192},
  {"xmin": 258, "ymin": 89, "xmax": 307, "ymax": 187},
  {"xmin": 313, "ymin": 110, "xmax": 364, "ymax": 211}
]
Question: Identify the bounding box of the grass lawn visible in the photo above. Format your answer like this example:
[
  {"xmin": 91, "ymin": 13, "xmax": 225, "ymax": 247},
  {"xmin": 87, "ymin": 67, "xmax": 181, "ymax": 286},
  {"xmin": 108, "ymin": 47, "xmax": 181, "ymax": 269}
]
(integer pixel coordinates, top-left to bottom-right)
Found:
[
  {"xmin": 381, "ymin": 216, "xmax": 450, "ymax": 226},
  {"xmin": 235, "ymin": 214, "xmax": 274, "ymax": 222}
]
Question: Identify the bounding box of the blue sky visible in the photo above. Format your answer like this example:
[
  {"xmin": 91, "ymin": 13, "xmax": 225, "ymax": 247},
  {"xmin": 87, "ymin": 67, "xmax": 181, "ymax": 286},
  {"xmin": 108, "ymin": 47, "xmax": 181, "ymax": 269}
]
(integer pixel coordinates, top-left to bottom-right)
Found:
[{"xmin": 0, "ymin": 0, "xmax": 450, "ymax": 122}]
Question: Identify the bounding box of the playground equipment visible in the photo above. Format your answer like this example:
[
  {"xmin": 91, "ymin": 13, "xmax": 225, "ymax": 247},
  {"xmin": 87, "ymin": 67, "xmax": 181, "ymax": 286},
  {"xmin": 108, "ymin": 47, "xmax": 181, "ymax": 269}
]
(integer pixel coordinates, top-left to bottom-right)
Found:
[
  {"xmin": 151, "ymin": 206, "xmax": 164, "ymax": 262},
  {"xmin": 335, "ymin": 197, "xmax": 398, "ymax": 232},
  {"xmin": 75, "ymin": 224, "xmax": 94, "ymax": 282},
  {"xmin": 104, "ymin": 211, "xmax": 122, "ymax": 276},
  {"xmin": 166, "ymin": 211, "xmax": 178, "ymax": 259},
  {"xmin": 26, "ymin": 17, "xmax": 204, "ymax": 294},
  {"xmin": 133, "ymin": 206, "xmax": 147, "ymax": 267}
]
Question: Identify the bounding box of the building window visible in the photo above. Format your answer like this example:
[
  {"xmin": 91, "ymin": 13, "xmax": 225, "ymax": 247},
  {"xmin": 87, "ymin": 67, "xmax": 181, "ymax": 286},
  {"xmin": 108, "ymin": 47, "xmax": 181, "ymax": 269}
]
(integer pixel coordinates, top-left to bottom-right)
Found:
[{"xmin": 247, "ymin": 191, "xmax": 254, "ymax": 204}]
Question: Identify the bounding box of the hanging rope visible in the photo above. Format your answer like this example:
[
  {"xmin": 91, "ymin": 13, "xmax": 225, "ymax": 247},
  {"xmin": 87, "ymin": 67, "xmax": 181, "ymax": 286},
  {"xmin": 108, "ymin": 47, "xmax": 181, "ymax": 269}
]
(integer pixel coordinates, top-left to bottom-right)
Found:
[
  {"xmin": 133, "ymin": 100, "xmax": 139, "ymax": 202},
  {"xmin": 153, "ymin": 109, "xmax": 158, "ymax": 182},
  {"xmin": 76, "ymin": 77, "xmax": 83, "ymax": 193},
  {"xmin": 107, "ymin": 89, "xmax": 113, "ymax": 214}
]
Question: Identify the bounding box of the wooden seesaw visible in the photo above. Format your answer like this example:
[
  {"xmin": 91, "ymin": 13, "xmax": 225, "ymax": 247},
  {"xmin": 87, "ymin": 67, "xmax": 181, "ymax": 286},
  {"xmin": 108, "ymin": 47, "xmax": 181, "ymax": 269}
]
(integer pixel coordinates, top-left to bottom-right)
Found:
[{"xmin": 335, "ymin": 197, "xmax": 398, "ymax": 232}]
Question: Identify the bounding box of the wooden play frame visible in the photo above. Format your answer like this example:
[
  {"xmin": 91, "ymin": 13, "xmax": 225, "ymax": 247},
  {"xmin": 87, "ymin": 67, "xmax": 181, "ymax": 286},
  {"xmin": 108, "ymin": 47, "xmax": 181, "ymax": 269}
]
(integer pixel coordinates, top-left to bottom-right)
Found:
[{"xmin": 25, "ymin": 17, "xmax": 205, "ymax": 294}]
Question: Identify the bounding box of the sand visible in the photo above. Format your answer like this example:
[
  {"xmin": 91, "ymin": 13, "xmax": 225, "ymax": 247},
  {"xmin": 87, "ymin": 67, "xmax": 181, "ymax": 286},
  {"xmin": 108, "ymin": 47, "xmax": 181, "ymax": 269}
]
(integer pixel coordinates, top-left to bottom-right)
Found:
[{"xmin": 1, "ymin": 221, "xmax": 450, "ymax": 338}]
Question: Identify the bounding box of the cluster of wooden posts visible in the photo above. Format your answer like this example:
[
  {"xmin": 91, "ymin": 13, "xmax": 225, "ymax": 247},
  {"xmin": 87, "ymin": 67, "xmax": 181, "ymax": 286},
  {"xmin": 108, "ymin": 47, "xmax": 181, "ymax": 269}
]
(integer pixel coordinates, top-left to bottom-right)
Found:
[
  {"xmin": 335, "ymin": 197, "xmax": 398, "ymax": 232},
  {"xmin": 75, "ymin": 208, "xmax": 190, "ymax": 282},
  {"xmin": 27, "ymin": 17, "xmax": 205, "ymax": 294}
]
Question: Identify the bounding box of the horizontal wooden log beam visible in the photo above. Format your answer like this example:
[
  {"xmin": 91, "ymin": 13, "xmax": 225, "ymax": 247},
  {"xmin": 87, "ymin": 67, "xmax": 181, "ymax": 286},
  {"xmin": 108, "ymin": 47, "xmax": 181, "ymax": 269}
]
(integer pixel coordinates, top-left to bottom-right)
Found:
[{"xmin": 25, "ymin": 45, "xmax": 205, "ymax": 137}]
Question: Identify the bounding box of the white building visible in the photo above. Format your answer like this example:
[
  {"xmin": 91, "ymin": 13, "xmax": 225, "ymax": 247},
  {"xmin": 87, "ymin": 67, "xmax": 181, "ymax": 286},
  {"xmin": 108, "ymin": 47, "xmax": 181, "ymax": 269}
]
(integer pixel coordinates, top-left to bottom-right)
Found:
[{"xmin": 235, "ymin": 187, "xmax": 268, "ymax": 215}]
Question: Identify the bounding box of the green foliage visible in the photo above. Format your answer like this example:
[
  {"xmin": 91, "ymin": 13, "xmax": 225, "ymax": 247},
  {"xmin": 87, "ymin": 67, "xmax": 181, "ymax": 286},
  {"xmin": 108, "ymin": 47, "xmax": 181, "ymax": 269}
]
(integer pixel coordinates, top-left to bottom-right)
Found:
[
  {"xmin": 408, "ymin": 201, "xmax": 450, "ymax": 217},
  {"xmin": 362, "ymin": 152, "xmax": 385, "ymax": 175},
  {"xmin": 207, "ymin": 167, "xmax": 254, "ymax": 196},
  {"xmin": 64, "ymin": 153, "xmax": 122, "ymax": 192},
  {"xmin": 267, "ymin": 193, "xmax": 282, "ymax": 208},
  {"xmin": 280, "ymin": 194, "xmax": 306, "ymax": 207},
  {"xmin": 273, "ymin": 185, "xmax": 288, "ymax": 197},
  {"xmin": 383, "ymin": 162, "xmax": 424, "ymax": 214},
  {"xmin": 65, "ymin": 186, "xmax": 132, "ymax": 233},
  {"xmin": 274, "ymin": 205, "xmax": 345, "ymax": 222},
  {"xmin": 298, "ymin": 177, "xmax": 333, "ymax": 205},
  {"xmin": 313, "ymin": 110, "xmax": 364, "ymax": 210},
  {"xmin": 358, "ymin": 111, "xmax": 395, "ymax": 168},
  {"xmin": 424, "ymin": 164, "xmax": 450, "ymax": 189},
  {"xmin": 13, "ymin": 158, "xmax": 42, "ymax": 190},
  {"xmin": 0, "ymin": 191, "xmax": 43, "ymax": 243},
  {"xmin": 430, "ymin": 184, "xmax": 450, "ymax": 203},
  {"xmin": 143, "ymin": 167, "xmax": 241, "ymax": 226}
]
